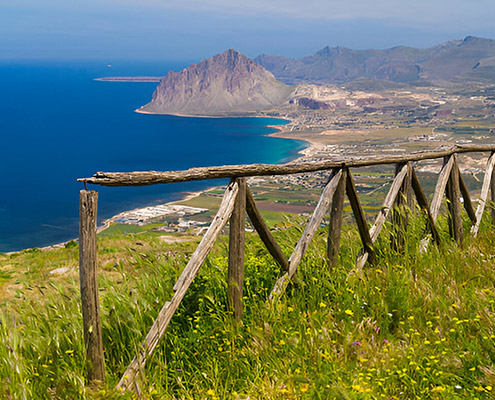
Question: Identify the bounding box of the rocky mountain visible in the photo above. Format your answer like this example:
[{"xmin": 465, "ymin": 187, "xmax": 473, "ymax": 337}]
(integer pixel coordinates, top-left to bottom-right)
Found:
[
  {"xmin": 255, "ymin": 36, "xmax": 495, "ymax": 85},
  {"xmin": 139, "ymin": 49, "xmax": 293, "ymax": 116}
]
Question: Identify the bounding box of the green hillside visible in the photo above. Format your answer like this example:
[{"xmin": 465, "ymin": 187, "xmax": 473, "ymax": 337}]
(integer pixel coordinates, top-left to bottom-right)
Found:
[{"xmin": 1, "ymin": 211, "xmax": 495, "ymax": 399}]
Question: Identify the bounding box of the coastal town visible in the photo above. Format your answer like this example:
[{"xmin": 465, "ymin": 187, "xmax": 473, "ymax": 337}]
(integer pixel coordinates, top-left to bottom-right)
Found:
[{"xmin": 95, "ymin": 78, "xmax": 495, "ymax": 238}]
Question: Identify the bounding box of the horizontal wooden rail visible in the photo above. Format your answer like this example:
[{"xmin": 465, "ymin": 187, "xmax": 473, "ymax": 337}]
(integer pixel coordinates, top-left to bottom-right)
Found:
[{"xmin": 78, "ymin": 145, "xmax": 495, "ymax": 187}]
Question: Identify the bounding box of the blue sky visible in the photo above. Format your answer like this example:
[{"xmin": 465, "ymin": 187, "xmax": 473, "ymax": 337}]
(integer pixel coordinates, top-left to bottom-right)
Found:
[{"xmin": 2, "ymin": 0, "xmax": 495, "ymax": 62}]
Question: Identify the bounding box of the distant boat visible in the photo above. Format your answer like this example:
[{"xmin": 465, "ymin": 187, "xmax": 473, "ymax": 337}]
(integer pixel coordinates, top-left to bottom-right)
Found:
[{"xmin": 107, "ymin": 64, "xmax": 112, "ymax": 68}]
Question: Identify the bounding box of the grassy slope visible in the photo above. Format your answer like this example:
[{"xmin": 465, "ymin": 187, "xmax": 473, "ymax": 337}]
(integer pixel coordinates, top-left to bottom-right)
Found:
[{"xmin": 1, "ymin": 211, "xmax": 495, "ymax": 399}]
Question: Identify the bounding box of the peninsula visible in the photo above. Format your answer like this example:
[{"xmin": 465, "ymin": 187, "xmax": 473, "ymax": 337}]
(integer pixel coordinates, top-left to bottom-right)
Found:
[{"xmin": 94, "ymin": 76, "xmax": 163, "ymax": 82}]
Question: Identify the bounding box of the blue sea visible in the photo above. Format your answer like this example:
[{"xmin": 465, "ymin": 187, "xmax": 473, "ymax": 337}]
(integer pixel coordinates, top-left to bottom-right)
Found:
[{"xmin": 0, "ymin": 61, "xmax": 306, "ymax": 252}]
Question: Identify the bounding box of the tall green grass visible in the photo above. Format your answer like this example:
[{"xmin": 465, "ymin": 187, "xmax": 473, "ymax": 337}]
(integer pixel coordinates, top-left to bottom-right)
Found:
[{"xmin": 2, "ymin": 212, "xmax": 495, "ymax": 399}]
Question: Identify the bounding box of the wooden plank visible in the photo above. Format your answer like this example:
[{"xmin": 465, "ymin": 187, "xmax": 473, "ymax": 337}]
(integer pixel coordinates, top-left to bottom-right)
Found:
[
  {"xmin": 369, "ymin": 164, "xmax": 408, "ymax": 242},
  {"xmin": 327, "ymin": 168, "xmax": 346, "ymax": 266},
  {"xmin": 245, "ymin": 185, "xmax": 289, "ymax": 272},
  {"xmin": 356, "ymin": 163, "xmax": 408, "ymax": 268},
  {"xmin": 79, "ymin": 190, "xmax": 105, "ymax": 384},
  {"xmin": 446, "ymin": 155, "xmax": 463, "ymax": 245},
  {"xmin": 491, "ymin": 162, "xmax": 495, "ymax": 224},
  {"xmin": 456, "ymin": 162, "xmax": 477, "ymax": 224},
  {"xmin": 430, "ymin": 155, "xmax": 455, "ymax": 223},
  {"xmin": 471, "ymin": 152, "xmax": 495, "ymax": 236},
  {"xmin": 410, "ymin": 168, "xmax": 441, "ymax": 245},
  {"xmin": 391, "ymin": 162, "xmax": 413, "ymax": 252},
  {"xmin": 117, "ymin": 180, "xmax": 239, "ymax": 392},
  {"xmin": 345, "ymin": 169, "xmax": 376, "ymax": 266},
  {"xmin": 79, "ymin": 145, "xmax": 495, "ymax": 187},
  {"xmin": 269, "ymin": 169, "xmax": 343, "ymax": 300},
  {"xmin": 288, "ymin": 169, "xmax": 343, "ymax": 276},
  {"xmin": 228, "ymin": 178, "xmax": 246, "ymax": 322}
]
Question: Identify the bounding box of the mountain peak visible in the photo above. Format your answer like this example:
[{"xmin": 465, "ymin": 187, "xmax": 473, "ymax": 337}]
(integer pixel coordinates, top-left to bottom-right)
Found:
[
  {"xmin": 207, "ymin": 48, "xmax": 258, "ymax": 72},
  {"xmin": 138, "ymin": 49, "xmax": 293, "ymax": 116},
  {"xmin": 463, "ymin": 35, "xmax": 483, "ymax": 43},
  {"xmin": 212, "ymin": 48, "xmax": 245, "ymax": 61}
]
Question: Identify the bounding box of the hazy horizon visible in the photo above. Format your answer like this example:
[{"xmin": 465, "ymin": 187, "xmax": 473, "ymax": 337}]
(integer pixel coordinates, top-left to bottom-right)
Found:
[{"xmin": 2, "ymin": 0, "xmax": 495, "ymax": 63}]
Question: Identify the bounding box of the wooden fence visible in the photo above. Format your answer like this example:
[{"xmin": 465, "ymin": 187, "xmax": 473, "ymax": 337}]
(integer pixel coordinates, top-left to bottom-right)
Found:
[{"xmin": 78, "ymin": 144, "xmax": 495, "ymax": 393}]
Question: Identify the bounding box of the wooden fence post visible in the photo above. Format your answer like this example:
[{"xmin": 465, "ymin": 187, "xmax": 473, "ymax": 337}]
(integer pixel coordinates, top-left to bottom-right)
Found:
[
  {"xmin": 345, "ymin": 169, "xmax": 376, "ymax": 265},
  {"xmin": 269, "ymin": 170, "xmax": 343, "ymax": 299},
  {"xmin": 327, "ymin": 168, "xmax": 346, "ymax": 267},
  {"xmin": 228, "ymin": 178, "xmax": 246, "ymax": 322},
  {"xmin": 356, "ymin": 163, "xmax": 408, "ymax": 268},
  {"xmin": 471, "ymin": 152, "xmax": 495, "ymax": 236},
  {"xmin": 457, "ymin": 162, "xmax": 477, "ymax": 225},
  {"xmin": 245, "ymin": 186, "xmax": 289, "ymax": 272},
  {"xmin": 79, "ymin": 190, "xmax": 105, "ymax": 384},
  {"xmin": 491, "ymin": 158, "xmax": 495, "ymax": 224},
  {"xmin": 445, "ymin": 155, "xmax": 463, "ymax": 245},
  {"xmin": 118, "ymin": 181, "xmax": 240, "ymax": 392},
  {"xmin": 410, "ymin": 168, "xmax": 441, "ymax": 245},
  {"xmin": 391, "ymin": 162, "xmax": 412, "ymax": 253}
]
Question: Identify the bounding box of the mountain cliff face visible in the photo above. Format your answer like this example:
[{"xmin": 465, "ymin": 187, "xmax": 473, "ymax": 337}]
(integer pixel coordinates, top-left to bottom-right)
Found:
[
  {"xmin": 255, "ymin": 37, "xmax": 495, "ymax": 85},
  {"xmin": 139, "ymin": 49, "xmax": 293, "ymax": 115}
]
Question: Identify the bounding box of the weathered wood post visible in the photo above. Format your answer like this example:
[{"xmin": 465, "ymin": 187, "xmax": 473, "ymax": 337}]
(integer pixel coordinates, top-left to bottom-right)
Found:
[
  {"xmin": 228, "ymin": 178, "xmax": 246, "ymax": 322},
  {"xmin": 345, "ymin": 168, "xmax": 376, "ymax": 265},
  {"xmin": 327, "ymin": 168, "xmax": 346, "ymax": 266},
  {"xmin": 391, "ymin": 162, "xmax": 412, "ymax": 252},
  {"xmin": 245, "ymin": 186, "xmax": 289, "ymax": 272},
  {"xmin": 411, "ymin": 168, "xmax": 441, "ymax": 245},
  {"xmin": 445, "ymin": 155, "xmax": 463, "ymax": 245},
  {"xmin": 79, "ymin": 190, "xmax": 105, "ymax": 383},
  {"xmin": 471, "ymin": 152, "xmax": 495, "ymax": 237},
  {"xmin": 117, "ymin": 181, "xmax": 240, "ymax": 392},
  {"xmin": 491, "ymin": 153, "xmax": 495, "ymax": 224}
]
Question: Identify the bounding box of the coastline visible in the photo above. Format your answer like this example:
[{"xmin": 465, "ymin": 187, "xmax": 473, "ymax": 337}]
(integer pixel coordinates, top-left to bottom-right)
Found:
[
  {"xmin": 20, "ymin": 189, "xmax": 211, "ymax": 254},
  {"xmin": 265, "ymin": 117, "xmax": 319, "ymax": 160},
  {"xmin": 8, "ymin": 115, "xmax": 317, "ymax": 255},
  {"xmin": 95, "ymin": 77, "xmax": 163, "ymax": 82},
  {"xmin": 135, "ymin": 107, "xmax": 291, "ymax": 120},
  {"xmin": 89, "ymin": 115, "xmax": 315, "ymax": 238},
  {"xmin": 93, "ymin": 113, "xmax": 314, "ymax": 233}
]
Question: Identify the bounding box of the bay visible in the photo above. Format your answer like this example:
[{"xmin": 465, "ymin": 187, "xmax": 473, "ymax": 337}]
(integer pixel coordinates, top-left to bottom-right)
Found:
[{"xmin": 0, "ymin": 61, "xmax": 306, "ymax": 252}]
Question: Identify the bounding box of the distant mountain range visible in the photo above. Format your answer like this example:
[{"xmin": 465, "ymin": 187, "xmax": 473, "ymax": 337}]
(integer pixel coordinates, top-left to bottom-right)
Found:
[
  {"xmin": 255, "ymin": 36, "xmax": 495, "ymax": 85},
  {"xmin": 138, "ymin": 49, "xmax": 293, "ymax": 116},
  {"xmin": 138, "ymin": 37, "xmax": 495, "ymax": 116}
]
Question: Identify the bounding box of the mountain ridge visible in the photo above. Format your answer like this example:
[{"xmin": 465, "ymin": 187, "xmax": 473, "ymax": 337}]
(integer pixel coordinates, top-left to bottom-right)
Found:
[{"xmin": 255, "ymin": 36, "xmax": 495, "ymax": 85}]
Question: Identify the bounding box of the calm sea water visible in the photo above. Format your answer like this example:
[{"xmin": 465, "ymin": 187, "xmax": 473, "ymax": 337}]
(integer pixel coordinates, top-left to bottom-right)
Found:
[{"xmin": 0, "ymin": 61, "xmax": 306, "ymax": 252}]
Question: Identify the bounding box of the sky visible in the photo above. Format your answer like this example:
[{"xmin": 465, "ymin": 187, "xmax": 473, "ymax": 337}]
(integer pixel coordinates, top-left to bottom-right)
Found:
[{"xmin": 1, "ymin": 0, "xmax": 495, "ymax": 63}]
